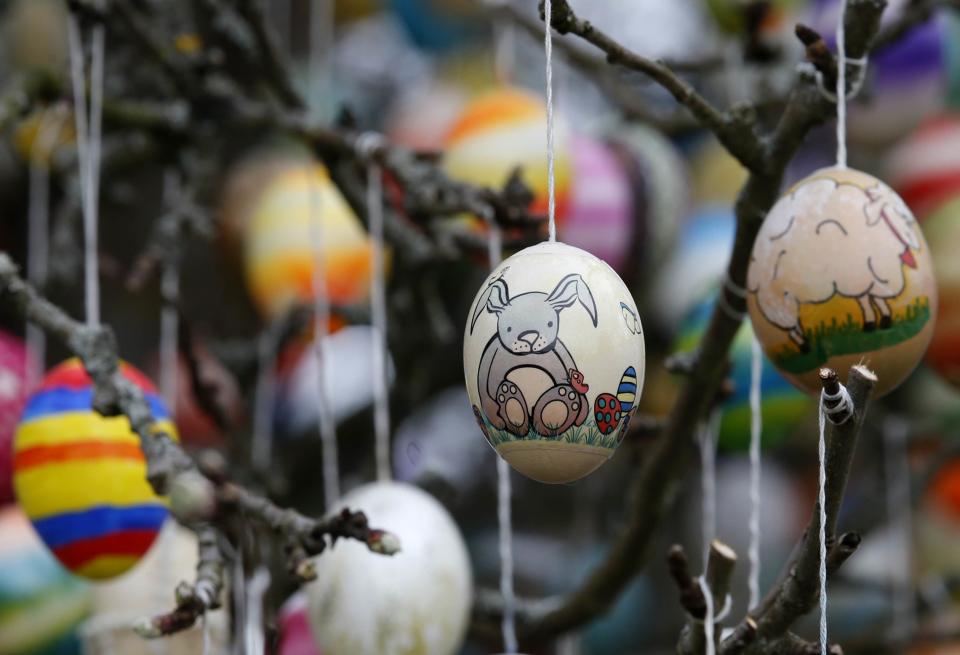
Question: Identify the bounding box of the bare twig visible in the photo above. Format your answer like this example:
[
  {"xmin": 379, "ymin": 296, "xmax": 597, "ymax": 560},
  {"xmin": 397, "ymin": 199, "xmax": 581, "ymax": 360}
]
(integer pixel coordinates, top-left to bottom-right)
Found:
[{"xmin": 677, "ymin": 540, "xmax": 738, "ymax": 655}]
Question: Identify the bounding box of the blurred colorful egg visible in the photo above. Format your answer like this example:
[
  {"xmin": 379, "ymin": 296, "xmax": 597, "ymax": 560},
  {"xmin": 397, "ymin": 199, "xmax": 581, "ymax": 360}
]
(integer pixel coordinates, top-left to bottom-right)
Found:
[
  {"xmin": 386, "ymin": 80, "xmax": 468, "ymax": 152},
  {"xmin": 887, "ymin": 115, "xmax": 960, "ymax": 219},
  {"xmin": 2, "ymin": 0, "xmax": 68, "ymax": 74},
  {"xmin": 388, "ymin": 0, "xmax": 482, "ymax": 51},
  {"xmin": 923, "ymin": 197, "xmax": 960, "ymax": 389},
  {"xmin": 274, "ymin": 326, "xmax": 396, "ymax": 438},
  {"xmin": 810, "ymin": 0, "xmax": 949, "ymax": 145},
  {"xmin": 676, "ymin": 291, "xmax": 812, "ymax": 450},
  {"xmin": 690, "ymin": 138, "xmax": 748, "ymax": 207},
  {"xmin": 0, "ymin": 506, "xmax": 91, "ymax": 655},
  {"xmin": 653, "ymin": 205, "xmax": 735, "ymax": 329},
  {"xmin": 13, "ymin": 359, "xmax": 175, "ymax": 580},
  {"xmin": 278, "ymin": 591, "xmax": 321, "ymax": 655},
  {"xmin": 0, "ymin": 332, "xmax": 30, "ymax": 506},
  {"xmin": 463, "ymin": 242, "xmax": 646, "ymax": 484},
  {"xmin": 80, "ymin": 522, "xmax": 228, "ymax": 654},
  {"xmin": 603, "ymin": 123, "xmax": 688, "ymax": 269},
  {"xmin": 443, "ymin": 86, "xmax": 572, "ymax": 223},
  {"xmin": 747, "ymin": 167, "xmax": 937, "ymax": 397},
  {"xmin": 242, "ymin": 164, "xmax": 374, "ymax": 322},
  {"xmin": 306, "ymin": 482, "xmax": 472, "ymax": 655},
  {"xmin": 559, "ymin": 135, "xmax": 633, "ymax": 271}
]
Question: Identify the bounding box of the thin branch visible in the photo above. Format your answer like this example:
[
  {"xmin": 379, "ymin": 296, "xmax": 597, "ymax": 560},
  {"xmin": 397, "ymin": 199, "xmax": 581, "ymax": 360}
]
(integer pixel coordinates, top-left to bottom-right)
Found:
[
  {"xmin": 676, "ymin": 540, "xmax": 739, "ymax": 655},
  {"xmin": 0, "ymin": 255, "xmax": 399, "ymax": 636},
  {"xmin": 232, "ymin": 0, "xmax": 304, "ymax": 109},
  {"xmin": 720, "ymin": 365, "xmax": 878, "ymax": 655},
  {"xmin": 539, "ymin": 0, "xmax": 765, "ymax": 170}
]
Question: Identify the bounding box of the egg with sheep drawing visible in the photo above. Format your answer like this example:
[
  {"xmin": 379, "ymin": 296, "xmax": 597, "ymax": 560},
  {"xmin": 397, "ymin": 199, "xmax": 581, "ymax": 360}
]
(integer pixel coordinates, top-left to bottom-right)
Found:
[
  {"xmin": 747, "ymin": 167, "xmax": 937, "ymax": 397},
  {"xmin": 463, "ymin": 242, "xmax": 646, "ymax": 484}
]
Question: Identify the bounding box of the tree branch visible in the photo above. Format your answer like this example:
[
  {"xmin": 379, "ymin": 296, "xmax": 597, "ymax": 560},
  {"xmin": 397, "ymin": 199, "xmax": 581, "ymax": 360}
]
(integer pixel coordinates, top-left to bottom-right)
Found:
[{"xmin": 720, "ymin": 365, "xmax": 878, "ymax": 655}]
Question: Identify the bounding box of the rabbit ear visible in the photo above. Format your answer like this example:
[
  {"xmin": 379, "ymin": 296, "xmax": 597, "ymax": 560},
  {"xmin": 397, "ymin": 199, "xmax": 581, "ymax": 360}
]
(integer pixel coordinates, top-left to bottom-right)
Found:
[
  {"xmin": 547, "ymin": 274, "xmax": 598, "ymax": 327},
  {"xmin": 470, "ymin": 277, "xmax": 510, "ymax": 333}
]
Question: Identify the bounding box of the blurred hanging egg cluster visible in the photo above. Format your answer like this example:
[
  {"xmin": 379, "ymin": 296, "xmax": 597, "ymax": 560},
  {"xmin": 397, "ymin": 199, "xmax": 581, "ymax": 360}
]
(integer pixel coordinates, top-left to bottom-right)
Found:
[{"xmin": 12, "ymin": 359, "xmax": 175, "ymax": 580}]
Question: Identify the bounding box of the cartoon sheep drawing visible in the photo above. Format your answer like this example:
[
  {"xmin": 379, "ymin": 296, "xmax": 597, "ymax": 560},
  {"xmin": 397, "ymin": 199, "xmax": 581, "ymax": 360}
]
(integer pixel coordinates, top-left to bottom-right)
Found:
[
  {"xmin": 469, "ymin": 272, "xmax": 597, "ymax": 436},
  {"xmin": 747, "ymin": 176, "xmax": 922, "ymax": 352}
]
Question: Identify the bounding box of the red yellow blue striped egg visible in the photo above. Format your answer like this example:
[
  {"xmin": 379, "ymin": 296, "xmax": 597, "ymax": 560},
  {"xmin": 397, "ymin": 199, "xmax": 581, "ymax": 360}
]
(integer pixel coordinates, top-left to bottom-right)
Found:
[{"xmin": 13, "ymin": 359, "xmax": 175, "ymax": 580}]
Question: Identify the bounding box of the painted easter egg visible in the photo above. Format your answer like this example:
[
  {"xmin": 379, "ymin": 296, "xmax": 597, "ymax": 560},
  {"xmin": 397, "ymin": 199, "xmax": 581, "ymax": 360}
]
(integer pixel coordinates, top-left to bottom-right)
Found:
[
  {"xmin": 13, "ymin": 359, "xmax": 176, "ymax": 580},
  {"xmin": 0, "ymin": 506, "xmax": 91, "ymax": 655},
  {"xmin": 653, "ymin": 205, "xmax": 736, "ymax": 329},
  {"xmin": 747, "ymin": 167, "xmax": 937, "ymax": 397},
  {"xmin": 0, "ymin": 332, "xmax": 30, "ymax": 506},
  {"xmin": 306, "ymin": 482, "xmax": 472, "ymax": 655},
  {"xmin": 924, "ymin": 197, "xmax": 960, "ymax": 389},
  {"xmin": 463, "ymin": 241, "xmax": 646, "ymax": 484},
  {"xmin": 279, "ymin": 591, "xmax": 322, "ymax": 655},
  {"xmin": 604, "ymin": 122, "xmax": 688, "ymax": 269},
  {"xmin": 676, "ymin": 292, "xmax": 812, "ymax": 450},
  {"xmin": 443, "ymin": 87, "xmax": 571, "ymax": 224},
  {"xmin": 886, "ymin": 115, "xmax": 960, "ymax": 219},
  {"xmin": 559, "ymin": 135, "xmax": 634, "ymax": 271},
  {"xmin": 80, "ymin": 522, "xmax": 228, "ymax": 654},
  {"xmin": 386, "ymin": 80, "xmax": 468, "ymax": 152},
  {"xmin": 242, "ymin": 163, "xmax": 374, "ymax": 322},
  {"xmin": 388, "ymin": 0, "xmax": 482, "ymax": 52},
  {"xmin": 811, "ymin": 0, "xmax": 949, "ymax": 145}
]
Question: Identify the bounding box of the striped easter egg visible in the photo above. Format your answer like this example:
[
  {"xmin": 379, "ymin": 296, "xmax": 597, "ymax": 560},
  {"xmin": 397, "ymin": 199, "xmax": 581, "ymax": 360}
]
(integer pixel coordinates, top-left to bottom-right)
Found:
[
  {"xmin": 243, "ymin": 164, "xmax": 374, "ymax": 323},
  {"xmin": 13, "ymin": 359, "xmax": 175, "ymax": 580},
  {"xmin": 443, "ymin": 86, "xmax": 571, "ymax": 225},
  {"xmin": 560, "ymin": 135, "xmax": 634, "ymax": 272},
  {"xmin": 0, "ymin": 505, "xmax": 91, "ymax": 655},
  {"xmin": 616, "ymin": 367, "xmax": 638, "ymax": 414},
  {"xmin": 887, "ymin": 114, "xmax": 960, "ymax": 220}
]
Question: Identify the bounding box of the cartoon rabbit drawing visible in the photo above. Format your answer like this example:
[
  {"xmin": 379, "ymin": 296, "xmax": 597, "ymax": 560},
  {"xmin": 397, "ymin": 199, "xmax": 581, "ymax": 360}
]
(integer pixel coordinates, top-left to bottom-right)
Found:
[{"xmin": 469, "ymin": 272, "xmax": 597, "ymax": 436}]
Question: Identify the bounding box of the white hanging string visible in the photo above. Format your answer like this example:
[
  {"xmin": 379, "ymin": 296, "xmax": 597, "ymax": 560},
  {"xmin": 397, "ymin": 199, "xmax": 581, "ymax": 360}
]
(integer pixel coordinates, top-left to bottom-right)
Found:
[
  {"xmin": 250, "ymin": 328, "xmax": 277, "ymax": 472},
  {"xmin": 699, "ymin": 408, "xmax": 721, "ymax": 568},
  {"xmin": 244, "ymin": 566, "xmax": 270, "ymax": 655},
  {"xmin": 67, "ymin": 11, "xmax": 105, "ymax": 328},
  {"xmin": 747, "ymin": 336, "xmax": 763, "ymax": 610},
  {"xmin": 543, "ymin": 0, "xmax": 557, "ymax": 242},
  {"xmin": 835, "ymin": 0, "xmax": 849, "ymax": 169},
  {"xmin": 306, "ymin": 168, "xmax": 340, "ymax": 507},
  {"xmin": 485, "ymin": 218, "xmax": 518, "ymax": 653},
  {"xmin": 817, "ymin": 394, "xmax": 829, "ymax": 655},
  {"xmin": 26, "ymin": 108, "xmax": 67, "ymax": 387},
  {"xmin": 201, "ymin": 613, "xmax": 210, "ymax": 655},
  {"xmin": 698, "ymin": 575, "xmax": 717, "ymax": 655},
  {"xmin": 367, "ymin": 163, "xmax": 392, "ymax": 483}
]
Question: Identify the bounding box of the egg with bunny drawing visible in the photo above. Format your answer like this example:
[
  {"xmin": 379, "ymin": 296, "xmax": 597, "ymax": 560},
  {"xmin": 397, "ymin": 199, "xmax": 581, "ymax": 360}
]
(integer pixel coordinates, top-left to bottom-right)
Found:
[
  {"xmin": 747, "ymin": 166, "xmax": 937, "ymax": 397},
  {"xmin": 463, "ymin": 241, "xmax": 645, "ymax": 484}
]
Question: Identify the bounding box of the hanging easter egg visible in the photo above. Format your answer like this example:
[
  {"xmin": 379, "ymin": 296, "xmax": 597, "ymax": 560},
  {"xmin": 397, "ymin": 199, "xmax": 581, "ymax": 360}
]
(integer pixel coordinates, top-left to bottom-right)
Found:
[
  {"xmin": 886, "ymin": 115, "xmax": 960, "ymax": 219},
  {"xmin": 242, "ymin": 163, "xmax": 374, "ymax": 323},
  {"xmin": 653, "ymin": 205, "xmax": 736, "ymax": 329},
  {"xmin": 810, "ymin": 0, "xmax": 949, "ymax": 145},
  {"xmin": 0, "ymin": 332, "xmax": 30, "ymax": 507},
  {"xmin": 306, "ymin": 482, "xmax": 472, "ymax": 655},
  {"xmin": 387, "ymin": 80, "xmax": 468, "ymax": 151},
  {"xmin": 279, "ymin": 591, "xmax": 322, "ymax": 655},
  {"xmin": 603, "ymin": 122, "xmax": 688, "ymax": 269},
  {"xmin": 0, "ymin": 506, "xmax": 91, "ymax": 655},
  {"xmin": 747, "ymin": 167, "xmax": 937, "ymax": 397},
  {"xmin": 274, "ymin": 326, "xmax": 396, "ymax": 438},
  {"xmin": 13, "ymin": 359, "xmax": 176, "ymax": 580},
  {"xmin": 80, "ymin": 522, "xmax": 228, "ymax": 654},
  {"xmin": 443, "ymin": 86, "xmax": 572, "ymax": 224},
  {"xmin": 559, "ymin": 135, "xmax": 634, "ymax": 271},
  {"xmin": 676, "ymin": 291, "xmax": 812, "ymax": 450},
  {"xmin": 923, "ymin": 197, "xmax": 960, "ymax": 389},
  {"xmin": 388, "ymin": 0, "xmax": 482, "ymax": 52},
  {"xmin": 463, "ymin": 242, "xmax": 646, "ymax": 484},
  {"xmin": 2, "ymin": 0, "xmax": 68, "ymax": 74}
]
